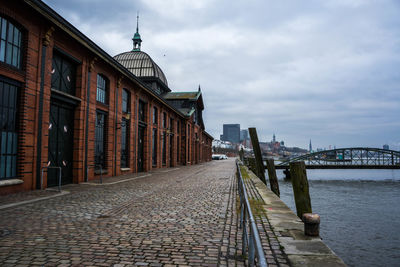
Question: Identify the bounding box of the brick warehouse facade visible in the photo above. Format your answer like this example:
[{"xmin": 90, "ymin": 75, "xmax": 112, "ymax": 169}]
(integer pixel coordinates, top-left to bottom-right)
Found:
[{"xmin": 0, "ymin": 0, "xmax": 213, "ymax": 194}]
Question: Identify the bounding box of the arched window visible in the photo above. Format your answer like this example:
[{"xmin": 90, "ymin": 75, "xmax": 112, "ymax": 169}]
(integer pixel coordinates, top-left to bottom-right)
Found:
[
  {"xmin": 96, "ymin": 74, "xmax": 108, "ymax": 104},
  {"xmin": 0, "ymin": 16, "xmax": 22, "ymax": 69}
]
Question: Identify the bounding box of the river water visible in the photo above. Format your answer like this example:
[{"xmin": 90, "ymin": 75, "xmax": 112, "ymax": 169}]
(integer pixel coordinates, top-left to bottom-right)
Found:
[{"xmin": 271, "ymin": 169, "xmax": 400, "ymax": 267}]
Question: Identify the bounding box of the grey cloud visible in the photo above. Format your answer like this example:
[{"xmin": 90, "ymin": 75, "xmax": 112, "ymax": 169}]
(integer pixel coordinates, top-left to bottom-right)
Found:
[{"xmin": 43, "ymin": 0, "xmax": 400, "ymax": 150}]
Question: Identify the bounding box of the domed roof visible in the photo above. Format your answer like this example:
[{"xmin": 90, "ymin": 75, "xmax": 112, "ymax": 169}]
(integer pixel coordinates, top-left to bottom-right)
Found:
[{"xmin": 114, "ymin": 51, "xmax": 168, "ymax": 87}]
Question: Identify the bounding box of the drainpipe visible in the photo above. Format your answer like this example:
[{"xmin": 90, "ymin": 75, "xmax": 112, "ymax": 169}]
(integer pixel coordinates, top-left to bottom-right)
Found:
[
  {"xmin": 84, "ymin": 58, "xmax": 95, "ymax": 182},
  {"xmin": 36, "ymin": 27, "xmax": 54, "ymax": 189},
  {"xmin": 114, "ymin": 78, "xmax": 121, "ymax": 177}
]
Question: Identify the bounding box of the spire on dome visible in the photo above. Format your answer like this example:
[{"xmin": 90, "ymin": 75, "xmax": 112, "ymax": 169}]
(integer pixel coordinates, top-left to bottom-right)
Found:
[{"xmin": 132, "ymin": 12, "xmax": 142, "ymax": 51}]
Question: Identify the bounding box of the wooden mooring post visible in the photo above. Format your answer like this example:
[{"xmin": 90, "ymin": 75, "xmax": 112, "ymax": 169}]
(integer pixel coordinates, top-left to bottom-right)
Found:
[
  {"xmin": 266, "ymin": 159, "xmax": 280, "ymax": 197},
  {"xmin": 289, "ymin": 161, "xmax": 312, "ymax": 219},
  {"xmin": 248, "ymin": 157, "xmax": 257, "ymax": 174},
  {"xmin": 248, "ymin": 127, "xmax": 267, "ymax": 184}
]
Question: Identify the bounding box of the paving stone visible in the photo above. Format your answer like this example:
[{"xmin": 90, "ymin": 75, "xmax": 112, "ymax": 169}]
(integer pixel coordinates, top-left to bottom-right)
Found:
[{"xmin": 0, "ymin": 160, "xmax": 290, "ymax": 266}]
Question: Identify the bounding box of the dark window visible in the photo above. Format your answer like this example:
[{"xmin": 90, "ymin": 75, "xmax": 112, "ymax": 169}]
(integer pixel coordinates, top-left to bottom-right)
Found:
[
  {"xmin": 153, "ymin": 106, "xmax": 158, "ymax": 124},
  {"xmin": 170, "ymin": 118, "xmax": 174, "ymax": 133},
  {"xmin": 96, "ymin": 74, "xmax": 107, "ymax": 104},
  {"xmin": 95, "ymin": 111, "xmax": 106, "ymax": 169},
  {"xmin": 138, "ymin": 100, "xmax": 145, "ymax": 122},
  {"xmin": 176, "ymin": 135, "xmax": 179, "ymax": 164},
  {"xmin": 162, "ymin": 132, "xmax": 166, "ymax": 165},
  {"xmin": 177, "ymin": 121, "xmax": 180, "ymax": 134},
  {"xmin": 121, "ymin": 118, "xmax": 129, "ymax": 168},
  {"xmin": 0, "ymin": 17, "xmax": 22, "ymax": 69},
  {"xmin": 162, "ymin": 112, "xmax": 167, "ymax": 128},
  {"xmin": 194, "ymin": 109, "xmax": 197, "ymax": 124},
  {"xmin": 122, "ymin": 88, "xmax": 129, "ymax": 113},
  {"xmin": 51, "ymin": 53, "xmax": 76, "ymax": 95},
  {"xmin": 152, "ymin": 128, "xmax": 157, "ymax": 166},
  {"xmin": 0, "ymin": 79, "xmax": 18, "ymax": 179}
]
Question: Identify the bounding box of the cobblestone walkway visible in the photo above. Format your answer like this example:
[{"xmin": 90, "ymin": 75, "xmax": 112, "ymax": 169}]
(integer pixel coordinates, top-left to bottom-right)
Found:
[{"xmin": 0, "ymin": 159, "xmax": 247, "ymax": 267}]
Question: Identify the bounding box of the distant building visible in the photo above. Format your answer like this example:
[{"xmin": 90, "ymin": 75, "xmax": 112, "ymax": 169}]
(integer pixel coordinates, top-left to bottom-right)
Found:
[
  {"xmin": 240, "ymin": 129, "xmax": 249, "ymax": 141},
  {"xmin": 383, "ymin": 144, "xmax": 389, "ymax": 150},
  {"xmin": 309, "ymin": 139, "xmax": 313, "ymax": 152},
  {"xmin": 222, "ymin": 124, "xmax": 240, "ymax": 144}
]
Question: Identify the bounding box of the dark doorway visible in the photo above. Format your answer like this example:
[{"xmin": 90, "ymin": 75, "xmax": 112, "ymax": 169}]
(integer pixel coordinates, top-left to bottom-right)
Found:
[
  {"xmin": 48, "ymin": 101, "xmax": 74, "ymax": 187},
  {"xmin": 138, "ymin": 126, "xmax": 145, "ymax": 172}
]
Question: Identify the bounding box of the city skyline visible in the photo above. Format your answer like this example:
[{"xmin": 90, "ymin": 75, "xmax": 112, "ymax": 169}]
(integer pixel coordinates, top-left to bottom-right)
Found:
[{"xmin": 43, "ymin": 0, "xmax": 400, "ymax": 150}]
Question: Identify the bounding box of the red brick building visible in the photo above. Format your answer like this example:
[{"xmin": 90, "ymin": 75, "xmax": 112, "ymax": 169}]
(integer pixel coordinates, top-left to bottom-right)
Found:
[{"xmin": 0, "ymin": 0, "xmax": 213, "ymax": 194}]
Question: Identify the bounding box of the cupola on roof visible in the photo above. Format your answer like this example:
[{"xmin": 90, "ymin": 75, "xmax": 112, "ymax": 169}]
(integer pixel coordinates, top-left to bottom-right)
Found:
[{"xmin": 114, "ymin": 14, "xmax": 168, "ymax": 87}]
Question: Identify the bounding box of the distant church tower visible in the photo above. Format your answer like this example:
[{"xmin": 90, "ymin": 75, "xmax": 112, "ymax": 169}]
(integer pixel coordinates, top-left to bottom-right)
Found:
[
  {"xmin": 132, "ymin": 13, "xmax": 142, "ymax": 51},
  {"xmin": 309, "ymin": 139, "xmax": 312, "ymax": 152},
  {"xmin": 273, "ymin": 133, "xmax": 276, "ymax": 143}
]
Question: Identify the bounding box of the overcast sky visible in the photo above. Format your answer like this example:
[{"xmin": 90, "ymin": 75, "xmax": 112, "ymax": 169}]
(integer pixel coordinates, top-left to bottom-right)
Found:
[{"xmin": 43, "ymin": 0, "xmax": 400, "ymax": 150}]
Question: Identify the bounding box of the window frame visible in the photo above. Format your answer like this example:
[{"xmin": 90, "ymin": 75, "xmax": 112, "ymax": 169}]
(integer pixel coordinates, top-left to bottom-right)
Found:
[
  {"xmin": 0, "ymin": 77, "xmax": 19, "ymax": 180},
  {"xmin": 122, "ymin": 88, "xmax": 130, "ymax": 114},
  {"xmin": 138, "ymin": 100, "xmax": 146, "ymax": 122},
  {"xmin": 152, "ymin": 128, "xmax": 157, "ymax": 167},
  {"xmin": 51, "ymin": 52, "xmax": 77, "ymax": 96},
  {"xmin": 95, "ymin": 110, "xmax": 107, "ymax": 169},
  {"xmin": 96, "ymin": 74, "xmax": 108, "ymax": 104},
  {"xmin": 153, "ymin": 106, "xmax": 158, "ymax": 124},
  {"xmin": 162, "ymin": 112, "xmax": 167, "ymax": 128},
  {"xmin": 162, "ymin": 131, "xmax": 166, "ymax": 165},
  {"xmin": 120, "ymin": 117, "xmax": 129, "ymax": 168},
  {"xmin": 0, "ymin": 16, "xmax": 22, "ymax": 69}
]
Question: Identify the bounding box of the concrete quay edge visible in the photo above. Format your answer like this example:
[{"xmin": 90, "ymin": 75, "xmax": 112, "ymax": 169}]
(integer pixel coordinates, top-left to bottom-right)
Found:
[{"xmin": 243, "ymin": 166, "xmax": 347, "ymax": 267}]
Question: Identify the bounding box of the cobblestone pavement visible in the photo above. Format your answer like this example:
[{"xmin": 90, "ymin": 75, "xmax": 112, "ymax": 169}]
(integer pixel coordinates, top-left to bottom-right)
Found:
[{"xmin": 0, "ymin": 159, "xmax": 249, "ymax": 267}]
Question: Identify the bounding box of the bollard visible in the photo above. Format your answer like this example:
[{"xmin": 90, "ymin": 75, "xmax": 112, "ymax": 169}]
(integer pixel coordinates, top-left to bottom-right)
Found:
[
  {"xmin": 302, "ymin": 213, "xmax": 320, "ymax": 236},
  {"xmin": 248, "ymin": 157, "xmax": 257, "ymax": 174}
]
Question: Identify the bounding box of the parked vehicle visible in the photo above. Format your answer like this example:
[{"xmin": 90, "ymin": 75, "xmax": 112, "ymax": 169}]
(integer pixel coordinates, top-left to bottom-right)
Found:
[{"xmin": 212, "ymin": 154, "xmax": 228, "ymax": 160}]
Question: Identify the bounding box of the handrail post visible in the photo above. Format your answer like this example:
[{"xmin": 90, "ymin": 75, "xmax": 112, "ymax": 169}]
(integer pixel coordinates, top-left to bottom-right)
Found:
[{"xmin": 40, "ymin": 166, "xmax": 62, "ymax": 192}]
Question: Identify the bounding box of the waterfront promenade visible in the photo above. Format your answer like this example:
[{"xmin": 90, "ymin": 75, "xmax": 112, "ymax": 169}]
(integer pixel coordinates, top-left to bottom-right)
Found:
[{"xmin": 0, "ymin": 159, "xmax": 288, "ymax": 266}]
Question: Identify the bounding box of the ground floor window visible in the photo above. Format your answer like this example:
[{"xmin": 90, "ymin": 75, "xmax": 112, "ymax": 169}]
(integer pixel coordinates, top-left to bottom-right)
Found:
[
  {"xmin": 95, "ymin": 110, "xmax": 106, "ymax": 169},
  {"xmin": 121, "ymin": 118, "xmax": 129, "ymax": 168},
  {"xmin": 152, "ymin": 128, "xmax": 157, "ymax": 166},
  {"xmin": 0, "ymin": 78, "xmax": 18, "ymax": 180},
  {"xmin": 162, "ymin": 131, "xmax": 166, "ymax": 165},
  {"xmin": 176, "ymin": 136, "xmax": 180, "ymax": 164}
]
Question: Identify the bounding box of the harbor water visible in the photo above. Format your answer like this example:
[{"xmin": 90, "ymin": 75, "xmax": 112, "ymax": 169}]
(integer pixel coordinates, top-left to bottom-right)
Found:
[{"xmin": 273, "ymin": 169, "xmax": 400, "ymax": 267}]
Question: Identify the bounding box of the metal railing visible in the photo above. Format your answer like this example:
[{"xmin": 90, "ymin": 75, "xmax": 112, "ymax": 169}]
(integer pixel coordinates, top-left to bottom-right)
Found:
[
  {"xmin": 86, "ymin": 164, "xmax": 103, "ymax": 184},
  {"xmin": 41, "ymin": 166, "xmax": 62, "ymax": 192},
  {"xmin": 236, "ymin": 161, "xmax": 267, "ymax": 267}
]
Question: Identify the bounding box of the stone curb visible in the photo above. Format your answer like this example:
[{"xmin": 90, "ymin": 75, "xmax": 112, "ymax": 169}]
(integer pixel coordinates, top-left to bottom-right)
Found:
[
  {"xmin": 244, "ymin": 166, "xmax": 347, "ymax": 267},
  {"xmin": 0, "ymin": 190, "xmax": 70, "ymax": 210}
]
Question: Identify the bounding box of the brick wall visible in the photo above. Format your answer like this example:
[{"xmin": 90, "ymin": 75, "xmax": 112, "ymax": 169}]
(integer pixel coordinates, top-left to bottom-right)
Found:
[{"xmin": 0, "ymin": 0, "xmax": 213, "ymax": 195}]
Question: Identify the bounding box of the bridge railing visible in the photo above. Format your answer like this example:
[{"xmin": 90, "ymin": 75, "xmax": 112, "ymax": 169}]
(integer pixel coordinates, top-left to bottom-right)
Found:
[
  {"xmin": 276, "ymin": 148, "xmax": 400, "ymax": 168},
  {"xmin": 236, "ymin": 160, "xmax": 267, "ymax": 267}
]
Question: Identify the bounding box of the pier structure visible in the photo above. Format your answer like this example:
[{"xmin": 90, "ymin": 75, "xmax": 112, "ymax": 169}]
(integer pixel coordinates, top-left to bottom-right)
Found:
[{"xmin": 0, "ymin": 158, "xmax": 346, "ymax": 266}]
